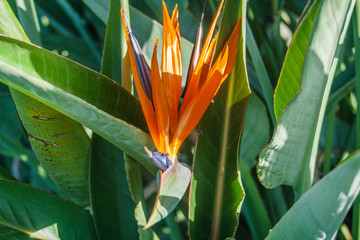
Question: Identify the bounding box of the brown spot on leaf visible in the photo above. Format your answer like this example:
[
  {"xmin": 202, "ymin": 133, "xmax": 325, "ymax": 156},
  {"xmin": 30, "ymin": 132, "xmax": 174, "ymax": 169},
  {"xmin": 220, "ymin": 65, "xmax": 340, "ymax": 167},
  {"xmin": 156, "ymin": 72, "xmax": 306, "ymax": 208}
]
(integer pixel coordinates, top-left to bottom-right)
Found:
[
  {"xmin": 32, "ymin": 116, "xmax": 63, "ymax": 121},
  {"xmin": 28, "ymin": 134, "xmax": 62, "ymax": 147}
]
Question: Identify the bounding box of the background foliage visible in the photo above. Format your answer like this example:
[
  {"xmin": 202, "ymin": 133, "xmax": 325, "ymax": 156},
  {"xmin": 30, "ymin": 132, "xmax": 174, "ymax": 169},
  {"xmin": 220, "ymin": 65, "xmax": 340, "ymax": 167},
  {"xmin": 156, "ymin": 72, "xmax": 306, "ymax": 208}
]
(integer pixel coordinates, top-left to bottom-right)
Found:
[{"xmin": 0, "ymin": 0, "xmax": 359, "ymax": 239}]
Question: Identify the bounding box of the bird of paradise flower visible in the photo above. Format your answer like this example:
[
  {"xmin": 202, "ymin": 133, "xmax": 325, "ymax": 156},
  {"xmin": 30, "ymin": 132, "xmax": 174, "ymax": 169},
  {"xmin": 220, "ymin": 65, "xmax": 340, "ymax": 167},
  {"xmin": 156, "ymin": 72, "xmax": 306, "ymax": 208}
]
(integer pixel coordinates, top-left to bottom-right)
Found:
[{"xmin": 121, "ymin": 0, "xmax": 240, "ymax": 170}]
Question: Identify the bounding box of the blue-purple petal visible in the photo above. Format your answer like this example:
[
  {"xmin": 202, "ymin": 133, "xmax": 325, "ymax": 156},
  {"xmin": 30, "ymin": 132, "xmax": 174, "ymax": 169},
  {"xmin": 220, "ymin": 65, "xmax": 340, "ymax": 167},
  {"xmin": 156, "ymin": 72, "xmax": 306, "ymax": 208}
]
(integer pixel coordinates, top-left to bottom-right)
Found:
[{"xmin": 150, "ymin": 152, "xmax": 172, "ymax": 171}]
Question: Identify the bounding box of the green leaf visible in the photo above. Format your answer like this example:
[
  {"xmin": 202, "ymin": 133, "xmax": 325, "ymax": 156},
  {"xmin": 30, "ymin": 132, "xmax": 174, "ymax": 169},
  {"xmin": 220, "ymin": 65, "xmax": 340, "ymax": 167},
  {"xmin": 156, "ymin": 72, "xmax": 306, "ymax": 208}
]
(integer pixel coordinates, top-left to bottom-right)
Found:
[
  {"xmin": 81, "ymin": 0, "xmax": 193, "ymax": 84},
  {"xmin": 0, "ymin": 0, "xmax": 28, "ymax": 41},
  {"xmin": 12, "ymin": 93, "xmax": 91, "ymax": 205},
  {"xmin": 15, "ymin": 0, "xmax": 42, "ymax": 45},
  {"xmin": 273, "ymin": 0, "xmax": 320, "ymax": 120},
  {"xmin": 240, "ymin": 93, "xmax": 270, "ymax": 165},
  {"xmin": 265, "ymin": 151, "xmax": 360, "ymax": 239},
  {"xmin": 145, "ymin": 161, "xmax": 191, "ymax": 229},
  {"xmin": 0, "ymin": 224, "xmax": 36, "ymax": 240},
  {"xmin": 0, "ymin": 0, "xmax": 92, "ymax": 205},
  {"xmin": 125, "ymin": 156, "xmax": 159, "ymax": 240},
  {"xmin": 240, "ymin": 161, "xmax": 271, "ymax": 240},
  {"xmin": 246, "ymin": 22, "xmax": 276, "ymax": 126},
  {"xmin": 258, "ymin": 0, "xmax": 355, "ymax": 198},
  {"xmin": 353, "ymin": 0, "xmax": 360, "ymax": 238},
  {"xmin": 0, "ymin": 180, "xmax": 97, "ymax": 239},
  {"xmin": 54, "ymin": 0, "xmax": 101, "ymax": 63},
  {"xmin": 0, "ymin": 164, "xmax": 16, "ymax": 181},
  {"xmin": 189, "ymin": 1, "xmax": 250, "ymax": 239},
  {"xmin": 0, "ymin": 87, "xmax": 40, "ymax": 175},
  {"xmin": 81, "ymin": 0, "xmax": 108, "ymax": 23},
  {"xmin": 90, "ymin": 135, "xmax": 139, "ymax": 239},
  {"xmin": 0, "ymin": 35, "xmax": 157, "ymax": 174},
  {"xmin": 239, "ymin": 94, "xmax": 271, "ymax": 240},
  {"xmin": 89, "ymin": 1, "xmax": 140, "ymax": 238},
  {"xmin": 100, "ymin": 0, "xmax": 126, "ymax": 86}
]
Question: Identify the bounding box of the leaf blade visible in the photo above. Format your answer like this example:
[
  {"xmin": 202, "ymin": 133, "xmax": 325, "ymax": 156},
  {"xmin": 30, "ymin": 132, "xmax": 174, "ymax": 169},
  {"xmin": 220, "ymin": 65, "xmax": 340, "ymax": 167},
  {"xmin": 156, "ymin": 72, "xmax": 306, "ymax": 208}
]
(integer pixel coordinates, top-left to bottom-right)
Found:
[
  {"xmin": 258, "ymin": 0, "xmax": 355, "ymax": 198},
  {"xmin": 0, "ymin": 0, "xmax": 92, "ymax": 205},
  {"xmin": 265, "ymin": 152, "xmax": 360, "ymax": 240},
  {"xmin": 0, "ymin": 35, "xmax": 157, "ymax": 175},
  {"xmin": 0, "ymin": 180, "xmax": 97, "ymax": 239},
  {"xmin": 189, "ymin": 1, "xmax": 250, "ymax": 238}
]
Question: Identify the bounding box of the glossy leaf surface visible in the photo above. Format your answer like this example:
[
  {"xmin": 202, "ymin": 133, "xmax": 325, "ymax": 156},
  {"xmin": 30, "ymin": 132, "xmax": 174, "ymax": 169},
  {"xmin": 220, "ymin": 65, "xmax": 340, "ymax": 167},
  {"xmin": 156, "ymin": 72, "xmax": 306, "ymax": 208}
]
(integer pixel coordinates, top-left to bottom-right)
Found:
[{"xmin": 0, "ymin": 35, "xmax": 157, "ymax": 174}]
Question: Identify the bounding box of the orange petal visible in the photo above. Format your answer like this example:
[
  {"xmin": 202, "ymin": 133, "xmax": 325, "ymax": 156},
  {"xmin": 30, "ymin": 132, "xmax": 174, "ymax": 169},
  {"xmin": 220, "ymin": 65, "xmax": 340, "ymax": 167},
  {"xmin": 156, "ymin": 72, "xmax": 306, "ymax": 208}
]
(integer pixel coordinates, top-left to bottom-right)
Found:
[
  {"xmin": 171, "ymin": 4, "xmax": 180, "ymax": 40},
  {"xmin": 211, "ymin": 19, "xmax": 242, "ymax": 94},
  {"xmin": 162, "ymin": 2, "xmax": 182, "ymax": 136},
  {"xmin": 121, "ymin": 10, "xmax": 160, "ymax": 149},
  {"xmin": 171, "ymin": 48, "xmax": 229, "ymax": 154},
  {"xmin": 198, "ymin": 33, "xmax": 218, "ymax": 88},
  {"xmin": 171, "ymin": 18, "xmax": 242, "ymax": 154},
  {"xmin": 179, "ymin": 33, "xmax": 218, "ymax": 118},
  {"xmin": 180, "ymin": 0, "xmax": 224, "ymax": 116},
  {"xmin": 151, "ymin": 38, "xmax": 170, "ymax": 153}
]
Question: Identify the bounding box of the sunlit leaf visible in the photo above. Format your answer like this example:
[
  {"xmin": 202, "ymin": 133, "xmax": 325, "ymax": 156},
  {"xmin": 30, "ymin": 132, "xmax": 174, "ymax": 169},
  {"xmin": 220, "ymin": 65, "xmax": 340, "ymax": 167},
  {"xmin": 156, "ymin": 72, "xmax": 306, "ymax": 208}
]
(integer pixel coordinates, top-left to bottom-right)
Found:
[
  {"xmin": 0, "ymin": 35, "xmax": 157, "ymax": 175},
  {"xmin": 145, "ymin": 161, "xmax": 191, "ymax": 229},
  {"xmin": 265, "ymin": 152, "xmax": 360, "ymax": 239},
  {"xmin": 0, "ymin": 0, "xmax": 91, "ymax": 205},
  {"xmin": 258, "ymin": 0, "xmax": 355, "ymax": 198}
]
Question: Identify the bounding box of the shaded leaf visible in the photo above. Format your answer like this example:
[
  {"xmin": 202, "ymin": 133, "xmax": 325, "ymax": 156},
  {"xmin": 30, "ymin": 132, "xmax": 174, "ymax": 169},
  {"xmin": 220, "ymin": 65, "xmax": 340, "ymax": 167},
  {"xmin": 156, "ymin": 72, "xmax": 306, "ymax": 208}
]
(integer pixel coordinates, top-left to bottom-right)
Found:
[
  {"xmin": 125, "ymin": 156, "xmax": 159, "ymax": 240},
  {"xmin": 240, "ymin": 93, "xmax": 270, "ymax": 165},
  {"xmin": 89, "ymin": 1, "xmax": 140, "ymax": 238},
  {"xmin": 90, "ymin": 135, "xmax": 138, "ymax": 239},
  {"xmin": 0, "ymin": 164, "xmax": 16, "ymax": 181},
  {"xmin": 15, "ymin": 0, "xmax": 42, "ymax": 45},
  {"xmin": 0, "ymin": 180, "xmax": 97, "ymax": 239},
  {"xmin": 0, "ymin": 224, "xmax": 37, "ymax": 240}
]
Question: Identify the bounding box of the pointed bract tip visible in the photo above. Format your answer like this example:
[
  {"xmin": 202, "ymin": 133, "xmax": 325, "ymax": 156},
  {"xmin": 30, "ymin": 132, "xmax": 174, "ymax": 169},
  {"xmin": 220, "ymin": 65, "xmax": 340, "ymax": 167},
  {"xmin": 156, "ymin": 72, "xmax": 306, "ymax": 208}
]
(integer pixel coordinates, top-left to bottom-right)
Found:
[
  {"xmin": 144, "ymin": 146, "xmax": 153, "ymax": 158},
  {"xmin": 121, "ymin": 8, "xmax": 132, "ymax": 34},
  {"xmin": 201, "ymin": 0, "xmax": 206, "ymax": 22}
]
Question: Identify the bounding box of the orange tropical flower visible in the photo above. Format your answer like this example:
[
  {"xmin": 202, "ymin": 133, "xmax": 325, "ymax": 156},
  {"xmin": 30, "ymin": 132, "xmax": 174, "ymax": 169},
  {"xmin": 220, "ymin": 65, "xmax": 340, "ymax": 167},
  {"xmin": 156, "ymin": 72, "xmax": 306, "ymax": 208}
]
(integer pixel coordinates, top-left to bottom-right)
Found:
[{"xmin": 121, "ymin": 0, "xmax": 241, "ymax": 170}]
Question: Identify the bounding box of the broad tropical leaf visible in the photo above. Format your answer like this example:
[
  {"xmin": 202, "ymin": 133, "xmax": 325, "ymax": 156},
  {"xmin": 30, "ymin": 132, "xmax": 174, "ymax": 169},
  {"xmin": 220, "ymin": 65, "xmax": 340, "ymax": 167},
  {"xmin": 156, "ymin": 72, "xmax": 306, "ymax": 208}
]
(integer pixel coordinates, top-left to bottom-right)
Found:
[
  {"xmin": 189, "ymin": 1, "xmax": 250, "ymax": 239},
  {"xmin": 0, "ymin": 180, "xmax": 97, "ymax": 239},
  {"xmin": 0, "ymin": 34, "xmax": 158, "ymax": 174},
  {"xmin": 0, "ymin": 0, "xmax": 91, "ymax": 205},
  {"xmin": 265, "ymin": 152, "xmax": 360, "ymax": 239},
  {"xmin": 258, "ymin": 0, "xmax": 355, "ymax": 198},
  {"xmin": 89, "ymin": 1, "xmax": 141, "ymax": 238}
]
